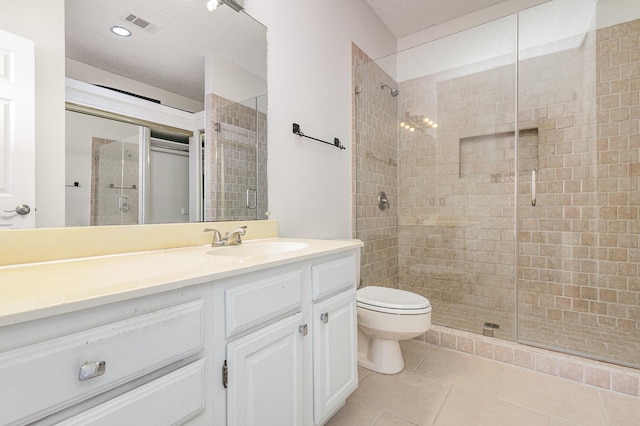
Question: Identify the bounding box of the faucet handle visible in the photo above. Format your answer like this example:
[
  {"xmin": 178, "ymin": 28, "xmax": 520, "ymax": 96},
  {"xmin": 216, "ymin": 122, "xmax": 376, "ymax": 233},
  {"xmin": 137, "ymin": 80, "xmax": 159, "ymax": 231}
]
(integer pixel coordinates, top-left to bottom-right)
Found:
[
  {"xmin": 224, "ymin": 226, "xmax": 247, "ymax": 245},
  {"xmin": 204, "ymin": 228, "xmax": 223, "ymax": 246}
]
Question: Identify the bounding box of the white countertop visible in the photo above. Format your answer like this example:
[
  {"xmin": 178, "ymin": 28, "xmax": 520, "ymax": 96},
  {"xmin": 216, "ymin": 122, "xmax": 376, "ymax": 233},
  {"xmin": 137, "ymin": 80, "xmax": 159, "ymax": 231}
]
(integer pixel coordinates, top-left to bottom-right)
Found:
[{"xmin": 0, "ymin": 238, "xmax": 362, "ymax": 327}]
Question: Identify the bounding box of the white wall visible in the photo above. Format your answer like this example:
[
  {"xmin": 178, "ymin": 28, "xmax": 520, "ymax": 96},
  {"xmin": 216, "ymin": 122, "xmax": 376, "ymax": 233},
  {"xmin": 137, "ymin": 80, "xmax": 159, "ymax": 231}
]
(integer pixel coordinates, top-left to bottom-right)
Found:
[
  {"xmin": 204, "ymin": 54, "xmax": 268, "ymax": 104},
  {"xmin": 245, "ymin": 0, "xmax": 396, "ymax": 239},
  {"xmin": 0, "ymin": 0, "xmax": 65, "ymax": 228}
]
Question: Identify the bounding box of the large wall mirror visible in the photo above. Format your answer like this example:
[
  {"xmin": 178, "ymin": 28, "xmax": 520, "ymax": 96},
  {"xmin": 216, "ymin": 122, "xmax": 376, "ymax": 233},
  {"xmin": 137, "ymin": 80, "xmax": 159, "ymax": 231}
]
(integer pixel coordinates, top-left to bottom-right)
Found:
[{"xmin": 63, "ymin": 0, "xmax": 267, "ymax": 227}]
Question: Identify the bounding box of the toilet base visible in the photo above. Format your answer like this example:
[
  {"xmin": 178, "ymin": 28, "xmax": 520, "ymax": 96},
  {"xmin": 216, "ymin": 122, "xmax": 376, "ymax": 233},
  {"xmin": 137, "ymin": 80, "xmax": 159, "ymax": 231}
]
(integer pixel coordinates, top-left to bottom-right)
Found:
[{"xmin": 358, "ymin": 336, "xmax": 405, "ymax": 375}]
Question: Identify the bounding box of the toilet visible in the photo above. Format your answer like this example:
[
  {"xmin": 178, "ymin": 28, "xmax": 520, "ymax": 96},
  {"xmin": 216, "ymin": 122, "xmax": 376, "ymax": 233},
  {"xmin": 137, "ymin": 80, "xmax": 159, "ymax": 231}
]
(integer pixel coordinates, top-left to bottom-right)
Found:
[{"xmin": 356, "ymin": 286, "xmax": 432, "ymax": 374}]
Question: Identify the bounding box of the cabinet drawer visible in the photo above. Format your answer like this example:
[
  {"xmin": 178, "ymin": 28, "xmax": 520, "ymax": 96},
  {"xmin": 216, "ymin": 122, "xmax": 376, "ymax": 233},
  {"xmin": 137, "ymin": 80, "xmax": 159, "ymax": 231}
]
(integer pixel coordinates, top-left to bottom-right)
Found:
[
  {"xmin": 312, "ymin": 255, "xmax": 357, "ymax": 301},
  {"xmin": 225, "ymin": 271, "xmax": 303, "ymax": 338},
  {"xmin": 58, "ymin": 359, "xmax": 206, "ymax": 426},
  {"xmin": 0, "ymin": 299, "xmax": 204, "ymax": 426}
]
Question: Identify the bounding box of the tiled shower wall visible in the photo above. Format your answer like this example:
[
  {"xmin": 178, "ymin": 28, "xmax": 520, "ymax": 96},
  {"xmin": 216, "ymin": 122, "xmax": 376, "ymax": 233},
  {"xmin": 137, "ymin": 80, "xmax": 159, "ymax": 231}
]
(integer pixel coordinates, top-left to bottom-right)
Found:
[
  {"xmin": 353, "ymin": 43, "xmax": 399, "ymax": 289},
  {"xmin": 205, "ymin": 94, "xmax": 267, "ymax": 222},
  {"xmin": 353, "ymin": 18, "xmax": 640, "ymax": 367}
]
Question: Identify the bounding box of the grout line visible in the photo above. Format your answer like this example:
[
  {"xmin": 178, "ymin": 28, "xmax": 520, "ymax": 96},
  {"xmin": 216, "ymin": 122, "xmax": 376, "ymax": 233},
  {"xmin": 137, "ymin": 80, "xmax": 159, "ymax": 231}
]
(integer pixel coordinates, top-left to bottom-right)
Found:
[
  {"xmin": 431, "ymin": 383, "xmax": 454, "ymax": 426},
  {"xmin": 597, "ymin": 390, "xmax": 611, "ymax": 426}
]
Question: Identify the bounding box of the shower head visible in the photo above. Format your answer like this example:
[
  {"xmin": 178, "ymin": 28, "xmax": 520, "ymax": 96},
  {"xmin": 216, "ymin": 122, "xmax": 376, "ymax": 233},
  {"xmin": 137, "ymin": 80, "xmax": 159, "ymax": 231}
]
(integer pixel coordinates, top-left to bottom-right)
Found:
[{"xmin": 381, "ymin": 83, "xmax": 399, "ymax": 97}]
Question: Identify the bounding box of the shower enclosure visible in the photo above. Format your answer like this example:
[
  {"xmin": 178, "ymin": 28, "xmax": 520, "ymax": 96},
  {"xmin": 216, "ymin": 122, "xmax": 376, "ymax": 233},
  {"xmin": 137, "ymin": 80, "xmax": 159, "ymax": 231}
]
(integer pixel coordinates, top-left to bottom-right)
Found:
[
  {"xmin": 65, "ymin": 109, "xmax": 193, "ymax": 226},
  {"xmin": 354, "ymin": 0, "xmax": 640, "ymax": 368},
  {"xmin": 215, "ymin": 95, "xmax": 268, "ymax": 221}
]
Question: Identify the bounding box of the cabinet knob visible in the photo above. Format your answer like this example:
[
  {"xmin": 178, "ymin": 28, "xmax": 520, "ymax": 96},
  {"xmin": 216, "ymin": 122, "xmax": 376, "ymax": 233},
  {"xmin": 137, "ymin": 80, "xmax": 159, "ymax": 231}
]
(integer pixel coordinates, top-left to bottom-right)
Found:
[
  {"xmin": 321, "ymin": 312, "xmax": 329, "ymax": 323},
  {"xmin": 79, "ymin": 360, "xmax": 106, "ymax": 381},
  {"xmin": 299, "ymin": 324, "xmax": 308, "ymax": 336}
]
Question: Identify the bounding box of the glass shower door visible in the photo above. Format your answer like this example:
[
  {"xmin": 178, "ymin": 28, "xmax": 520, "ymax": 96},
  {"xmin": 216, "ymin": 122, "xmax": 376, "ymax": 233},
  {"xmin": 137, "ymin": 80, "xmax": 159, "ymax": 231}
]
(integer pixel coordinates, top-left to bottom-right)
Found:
[
  {"xmin": 354, "ymin": 15, "xmax": 520, "ymax": 341},
  {"xmin": 516, "ymin": 0, "xmax": 640, "ymax": 367},
  {"xmin": 215, "ymin": 95, "xmax": 268, "ymax": 221},
  {"xmin": 91, "ymin": 132, "xmax": 140, "ymax": 226}
]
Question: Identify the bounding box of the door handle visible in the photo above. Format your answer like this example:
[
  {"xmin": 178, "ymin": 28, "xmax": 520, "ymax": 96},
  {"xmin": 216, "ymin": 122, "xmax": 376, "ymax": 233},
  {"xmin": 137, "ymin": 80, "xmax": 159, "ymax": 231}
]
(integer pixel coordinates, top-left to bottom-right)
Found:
[
  {"xmin": 3, "ymin": 204, "xmax": 31, "ymax": 215},
  {"xmin": 531, "ymin": 169, "xmax": 537, "ymax": 207},
  {"xmin": 246, "ymin": 188, "xmax": 257, "ymax": 209}
]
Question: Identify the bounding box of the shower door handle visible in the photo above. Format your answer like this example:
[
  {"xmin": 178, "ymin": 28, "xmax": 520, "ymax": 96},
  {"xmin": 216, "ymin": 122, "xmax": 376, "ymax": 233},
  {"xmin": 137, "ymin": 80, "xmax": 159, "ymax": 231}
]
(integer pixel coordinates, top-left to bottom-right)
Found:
[
  {"xmin": 246, "ymin": 188, "xmax": 257, "ymax": 209},
  {"xmin": 531, "ymin": 169, "xmax": 537, "ymax": 207}
]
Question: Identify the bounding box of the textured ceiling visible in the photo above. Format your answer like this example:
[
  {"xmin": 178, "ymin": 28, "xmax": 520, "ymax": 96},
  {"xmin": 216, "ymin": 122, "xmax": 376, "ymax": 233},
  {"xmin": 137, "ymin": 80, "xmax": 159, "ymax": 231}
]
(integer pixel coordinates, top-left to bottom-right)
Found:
[
  {"xmin": 366, "ymin": 0, "xmax": 512, "ymax": 38},
  {"xmin": 65, "ymin": 0, "xmax": 266, "ymax": 103}
]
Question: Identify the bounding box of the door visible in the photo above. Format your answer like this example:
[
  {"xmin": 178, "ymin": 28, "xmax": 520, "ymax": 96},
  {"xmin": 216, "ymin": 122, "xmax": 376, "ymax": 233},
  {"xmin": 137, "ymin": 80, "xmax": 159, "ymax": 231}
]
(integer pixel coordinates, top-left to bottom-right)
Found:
[
  {"xmin": 216, "ymin": 97, "xmax": 264, "ymax": 221},
  {"xmin": 312, "ymin": 290, "xmax": 357, "ymax": 425},
  {"xmin": 226, "ymin": 313, "xmax": 304, "ymax": 426},
  {"xmin": 0, "ymin": 29, "xmax": 35, "ymax": 228},
  {"xmin": 91, "ymin": 133, "xmax": 139, "ymax": 226},
  {"xmin": 148, "ymin": 139, "xmax": 190, "ymax": 224}
]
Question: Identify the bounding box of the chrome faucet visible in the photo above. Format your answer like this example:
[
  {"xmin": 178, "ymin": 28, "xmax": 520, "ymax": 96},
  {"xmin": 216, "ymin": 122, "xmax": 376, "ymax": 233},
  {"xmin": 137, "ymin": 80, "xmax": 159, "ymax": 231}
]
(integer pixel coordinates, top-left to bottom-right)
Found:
[{"xmin": 204, "ymin": 226, "xmax": 247, "ymax": 246}]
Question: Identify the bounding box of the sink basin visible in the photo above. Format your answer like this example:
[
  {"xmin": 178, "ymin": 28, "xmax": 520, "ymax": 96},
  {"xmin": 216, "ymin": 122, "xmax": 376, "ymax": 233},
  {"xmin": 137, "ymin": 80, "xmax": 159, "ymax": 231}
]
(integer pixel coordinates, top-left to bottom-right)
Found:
[{"xmin": 207, "ymin": 241, "xmax": 310, "ymax": 257}]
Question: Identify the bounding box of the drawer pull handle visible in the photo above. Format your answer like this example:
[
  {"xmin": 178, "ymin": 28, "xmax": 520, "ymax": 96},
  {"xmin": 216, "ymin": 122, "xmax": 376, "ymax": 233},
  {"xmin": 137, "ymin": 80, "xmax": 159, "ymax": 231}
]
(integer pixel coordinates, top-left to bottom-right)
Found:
[
  {"xmin": 321, "ymin": 312, "xmax": 329, "ymax": 323},
  {"xmin": 79, "ymin": 360, "xmax": 106, "ymax": 381}
]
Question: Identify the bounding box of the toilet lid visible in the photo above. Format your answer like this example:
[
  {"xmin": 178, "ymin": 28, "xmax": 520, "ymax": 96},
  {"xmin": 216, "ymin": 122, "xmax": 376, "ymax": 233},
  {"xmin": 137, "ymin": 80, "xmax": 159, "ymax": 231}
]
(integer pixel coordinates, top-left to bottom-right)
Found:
[{"xmin": 357, "ymin": 286, "xmax": 431, "ymax": 313}]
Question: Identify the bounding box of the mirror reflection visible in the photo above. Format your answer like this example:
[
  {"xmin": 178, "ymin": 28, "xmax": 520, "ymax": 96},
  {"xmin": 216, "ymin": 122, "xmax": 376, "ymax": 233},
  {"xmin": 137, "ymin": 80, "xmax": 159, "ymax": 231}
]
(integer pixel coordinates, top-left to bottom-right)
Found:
[
  {"xmin": 65, "ymin": 110, "xmax": 193, "ymax": 226},
  {"xmin": 63, "ymin": 0, "xmax": 267, "ymax": 227}
]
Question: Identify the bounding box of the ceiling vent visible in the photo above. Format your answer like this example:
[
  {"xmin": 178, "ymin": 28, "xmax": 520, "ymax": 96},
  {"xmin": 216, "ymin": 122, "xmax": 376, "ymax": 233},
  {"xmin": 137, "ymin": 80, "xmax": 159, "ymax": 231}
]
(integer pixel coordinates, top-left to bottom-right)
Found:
[{"xmin": 121, "ymin": 14, "xmax": 160, "ymax": 34}]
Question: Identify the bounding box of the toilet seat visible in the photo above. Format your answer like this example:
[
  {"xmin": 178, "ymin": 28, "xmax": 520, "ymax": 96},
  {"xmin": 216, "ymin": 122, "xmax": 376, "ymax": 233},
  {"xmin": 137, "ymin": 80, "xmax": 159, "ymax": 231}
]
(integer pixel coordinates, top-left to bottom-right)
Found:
[{"xmin": 357, "ymin": 286, "xmax": 431, "ymax": 315}]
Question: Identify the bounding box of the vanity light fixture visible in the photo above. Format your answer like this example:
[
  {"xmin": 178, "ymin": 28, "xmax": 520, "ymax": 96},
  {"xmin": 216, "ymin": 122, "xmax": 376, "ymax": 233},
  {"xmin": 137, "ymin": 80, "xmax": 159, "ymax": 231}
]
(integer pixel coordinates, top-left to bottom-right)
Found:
[
  {"xmin": 206, "ymin": 0, "xmax": 244, "ymax": 13},
  {"xmin": 110, "ymin": 26, "xmax": 131, "ymax": 37},
  {"xmin": 206, "ymin": 0, "xmax": 222, "ymax": 12}
]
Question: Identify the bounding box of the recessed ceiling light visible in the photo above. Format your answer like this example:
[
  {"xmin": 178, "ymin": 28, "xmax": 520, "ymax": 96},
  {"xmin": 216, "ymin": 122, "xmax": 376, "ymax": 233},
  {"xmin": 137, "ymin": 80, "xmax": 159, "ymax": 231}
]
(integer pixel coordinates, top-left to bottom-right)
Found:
[{"xmin": 111, "ymin": 26, "xmax": 131, "ymax": 37}]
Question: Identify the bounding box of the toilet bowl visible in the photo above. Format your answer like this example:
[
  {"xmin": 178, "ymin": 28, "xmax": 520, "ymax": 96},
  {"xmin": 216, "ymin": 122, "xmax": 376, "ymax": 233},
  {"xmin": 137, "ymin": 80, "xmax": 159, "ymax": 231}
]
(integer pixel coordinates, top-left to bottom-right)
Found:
[{"xmin": 357, "ymin": 286, "xmax": 431, "ymax": 374}]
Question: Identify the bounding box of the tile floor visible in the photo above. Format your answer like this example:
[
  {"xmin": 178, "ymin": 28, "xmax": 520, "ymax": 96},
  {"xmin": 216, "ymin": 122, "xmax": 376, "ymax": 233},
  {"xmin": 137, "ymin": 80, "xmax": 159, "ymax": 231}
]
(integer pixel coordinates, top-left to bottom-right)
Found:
[{"xmin": 327, "ymin": 340, "xmax": 640, "ymax": 426}]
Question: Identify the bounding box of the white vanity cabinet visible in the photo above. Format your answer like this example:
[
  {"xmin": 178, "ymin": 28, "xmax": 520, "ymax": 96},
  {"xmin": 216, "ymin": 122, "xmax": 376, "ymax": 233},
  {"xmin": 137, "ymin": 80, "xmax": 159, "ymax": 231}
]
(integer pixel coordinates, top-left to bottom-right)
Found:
[
  {"xmin": 226, "ymin": 313, "xmax": 305, "ymax": 426},
  {"xmin": 0, "ymin": 285, "xmax": 212, "ymax": 426},
  {"xmin": 311, "ymin": 255, "xmax": 358, "ymax": 426},
  {"xmin": 0, "ymin": 240, "xmax": 362, "ymax": 426},
  {"xmin": 215, "ymin": 250, "xmax": 359, "ymax": 426},
  {"xmin": 221, "ymin": 269, "xmax": 307, "ymax": 426}
]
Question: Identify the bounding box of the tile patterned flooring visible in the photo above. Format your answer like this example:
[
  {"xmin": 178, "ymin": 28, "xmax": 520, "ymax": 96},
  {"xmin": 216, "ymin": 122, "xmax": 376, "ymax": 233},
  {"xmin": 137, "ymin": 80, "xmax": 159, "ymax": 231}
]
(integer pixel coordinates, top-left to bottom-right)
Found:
[{"xmin": 327, "ymin": 340, "xmax": 640, "ymax": 426}]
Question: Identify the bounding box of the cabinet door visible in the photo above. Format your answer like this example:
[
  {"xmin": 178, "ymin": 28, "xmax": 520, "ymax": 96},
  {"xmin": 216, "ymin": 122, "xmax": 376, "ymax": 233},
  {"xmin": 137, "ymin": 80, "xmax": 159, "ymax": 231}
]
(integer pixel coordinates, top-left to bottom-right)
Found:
[
  {"xmin": 226, "ymin": 312, "xmax": 304, "ymax": 426},
  {"xmin": 312, "ymin": 290, "xmax": 357, "ymax": 425}
]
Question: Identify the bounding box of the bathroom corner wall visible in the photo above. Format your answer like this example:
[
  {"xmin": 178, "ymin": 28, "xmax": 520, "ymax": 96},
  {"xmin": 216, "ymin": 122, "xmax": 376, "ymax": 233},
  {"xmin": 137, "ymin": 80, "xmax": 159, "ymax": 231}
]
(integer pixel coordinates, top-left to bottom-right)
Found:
[{"xmin": 352, "ymin": 43, "xmax": 399, "ymax": 289}]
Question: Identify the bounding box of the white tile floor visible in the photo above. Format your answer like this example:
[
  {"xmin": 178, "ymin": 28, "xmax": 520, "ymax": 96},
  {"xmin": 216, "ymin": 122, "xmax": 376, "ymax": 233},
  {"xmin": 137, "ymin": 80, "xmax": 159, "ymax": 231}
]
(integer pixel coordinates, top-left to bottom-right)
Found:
[{"xmin": 327, "ymin": 340, "xmax": 640, "ymax": 426}]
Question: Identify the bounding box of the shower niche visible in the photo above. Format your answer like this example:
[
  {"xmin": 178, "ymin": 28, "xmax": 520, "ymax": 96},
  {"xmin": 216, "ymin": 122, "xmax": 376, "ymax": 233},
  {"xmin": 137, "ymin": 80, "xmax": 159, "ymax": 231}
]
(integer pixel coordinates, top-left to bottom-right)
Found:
[{"xmin": 459, "ymin": 129, "xmax": 539, "ymax": 183}]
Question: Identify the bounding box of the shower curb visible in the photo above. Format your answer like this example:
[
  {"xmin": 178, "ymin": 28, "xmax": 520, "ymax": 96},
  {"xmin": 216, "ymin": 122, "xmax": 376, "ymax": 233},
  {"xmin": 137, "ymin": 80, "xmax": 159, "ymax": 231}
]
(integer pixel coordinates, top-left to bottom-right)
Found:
[{"xmin": 417, "ymin": 324, "xmax": 640, "ymax": 399}]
